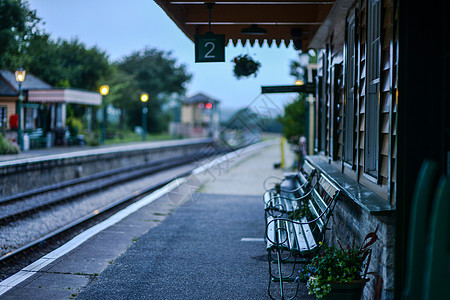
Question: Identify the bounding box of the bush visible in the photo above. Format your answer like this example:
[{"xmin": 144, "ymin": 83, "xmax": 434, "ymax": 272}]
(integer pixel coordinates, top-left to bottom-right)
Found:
[
  {"xmin": 84, "ymin": 134, "xmax": 99, "ymax": 146},
  {"xmin": 0, "ymin": 135, "xmax": 19, "ymax": 154},
  {"xmin": 66, "ymin": 117, "xmax": 83, "ymax": 138}
]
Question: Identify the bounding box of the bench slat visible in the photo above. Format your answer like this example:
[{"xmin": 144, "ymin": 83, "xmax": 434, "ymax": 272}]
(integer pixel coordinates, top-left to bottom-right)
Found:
[
  {"xmin": 319, "ymin": 175, "xmax": 340, "ymax": 199},
  {"xmin": 308, "ymin": 199, "xmax": 325, "ymax": 231},
  {"xmin": 266, "ymin": 216, "xmax": 276, "ymax": 250},
  {"xmin": 293, "ymin": 218, "xmax": 317, "ymax": 252},
  {"xmin": 312, "ymin": 188, "xmax": 328, "ymax": 213},
  {"xmin": 298, "ymin": 172, "xmax": 308, "ymax": 187},
  {"xmin": 267, "ymin": 217, "xmax": 318, "ymax": 254},
  {"xmin": 302, "ymin": 160, "xmax": 315, "ymax": 176},
  {"xmin": 277, "ymin": 219, "xmax": 289, "ymax": 250}
]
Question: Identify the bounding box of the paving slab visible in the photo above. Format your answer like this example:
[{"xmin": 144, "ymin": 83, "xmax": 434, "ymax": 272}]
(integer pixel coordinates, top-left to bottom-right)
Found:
[
  {"xmin": 2, "ymin": 272, "xmax": 89, "ymax": 300},
  {"xmin": 76, "ymin": 193, "xmax": 271, "ymax": 300}
]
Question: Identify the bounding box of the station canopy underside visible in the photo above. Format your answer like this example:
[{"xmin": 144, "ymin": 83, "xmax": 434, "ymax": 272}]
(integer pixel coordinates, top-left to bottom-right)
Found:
[{"xmin": 154, "ymin": 0, "xmax": 336, "ymax": 50}]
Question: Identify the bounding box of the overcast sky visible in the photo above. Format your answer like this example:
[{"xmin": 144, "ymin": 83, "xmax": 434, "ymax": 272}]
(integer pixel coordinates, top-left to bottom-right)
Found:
[{"xmin": 27, "ymin": 0, "xmax": 301, "ymax": 109}]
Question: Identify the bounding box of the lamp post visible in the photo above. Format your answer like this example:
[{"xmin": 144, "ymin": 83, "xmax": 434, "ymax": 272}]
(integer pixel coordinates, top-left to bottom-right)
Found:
[
  {"xmin": 99, "ymin": 85, "xmax": 109, "ymax": 144},
  {"xmin": 15, "ymin": 67, "xmax": 26, "ymax": 151},
  {"xmin": 140, "ymin": 93, "xmax": 149, "ymax": 141}
]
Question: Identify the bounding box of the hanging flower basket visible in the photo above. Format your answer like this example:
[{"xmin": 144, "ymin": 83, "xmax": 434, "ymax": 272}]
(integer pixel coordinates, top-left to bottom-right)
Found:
[{"xmin": 232, "ymin": 55, "xmax": 261, "ymax": 79}]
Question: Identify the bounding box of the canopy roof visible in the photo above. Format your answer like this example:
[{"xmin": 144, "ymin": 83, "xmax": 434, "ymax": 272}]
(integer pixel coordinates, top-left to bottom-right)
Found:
[
  {"xmin": 28, "ymin": 89, "xmax": 101, "ymax": 105},
  {"xmin": 154, "ymin": 0, "xmax": 336, "ymax": 50}
]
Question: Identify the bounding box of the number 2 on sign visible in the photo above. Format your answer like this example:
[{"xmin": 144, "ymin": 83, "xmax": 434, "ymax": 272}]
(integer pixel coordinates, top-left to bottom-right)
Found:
[{"xmin": 204, "ymin": 42, "xmax": 215, "ymax": 58}]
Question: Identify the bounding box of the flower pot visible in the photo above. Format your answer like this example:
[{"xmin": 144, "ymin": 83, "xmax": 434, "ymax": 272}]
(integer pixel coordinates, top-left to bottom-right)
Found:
[{"xmin": 321, "ymin": 279, "xmax": 367, "ymax": 300}]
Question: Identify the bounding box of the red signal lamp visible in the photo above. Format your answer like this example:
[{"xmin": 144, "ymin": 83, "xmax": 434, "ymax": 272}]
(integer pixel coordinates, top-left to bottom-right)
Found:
[{"xmin": 205, "ymin": 102, "xmax": 213, "ymax": 110}]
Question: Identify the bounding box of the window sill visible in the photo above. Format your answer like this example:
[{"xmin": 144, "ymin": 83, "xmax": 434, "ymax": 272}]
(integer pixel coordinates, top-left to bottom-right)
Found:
[{"xmin": 306, "ymin": 155, "xmax": 395, "ymax": 216}]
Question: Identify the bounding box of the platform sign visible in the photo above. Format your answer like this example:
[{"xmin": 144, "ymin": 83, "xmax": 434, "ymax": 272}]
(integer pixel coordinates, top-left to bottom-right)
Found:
[
  {"xmin": 261, "ymin": 83, "xmax": 316, "ymax": 94},
  {"xmin": 195, "ymin": 34, "xmax": 225, "ymax": 63}
]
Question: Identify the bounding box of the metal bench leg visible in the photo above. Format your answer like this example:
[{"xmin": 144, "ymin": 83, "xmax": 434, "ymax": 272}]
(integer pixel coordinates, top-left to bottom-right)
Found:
[
  {"xmin": 277, "ymin": 249, "xmax": 285, "ymax": 299},
  {"xmin": 268, "ymin": 251, "xmax": 296, "ymax": 280},
  {"xmin": 267, "ymin": 250, "xmax": 300, "ymax": 300}
]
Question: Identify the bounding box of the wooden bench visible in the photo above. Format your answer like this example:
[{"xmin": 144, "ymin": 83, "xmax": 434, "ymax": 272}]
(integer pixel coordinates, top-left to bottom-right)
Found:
[
  {"xmin": 28, "ymin": 129, "xmax": 48, "ymax": 149},
  {"xmin": 263, "ymin": 160, "xmax": 316, "ymax": 215},
  {"xmin": 264, "ymin": 173, "xmax": 341, "ymax": 300}
]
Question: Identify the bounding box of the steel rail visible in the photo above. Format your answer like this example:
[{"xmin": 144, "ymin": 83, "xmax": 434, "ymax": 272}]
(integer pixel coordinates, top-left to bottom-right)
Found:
[
  {"xmin": 0, "ymin": 162, "xmax": 196, "ymax": 264},
  {"xmin": 0, "ymin": 154, "xmax": 197, "ymax": 205},
  {"xmin": 0, "ymin": 154, "xmax": 199, "ymax": 224}
]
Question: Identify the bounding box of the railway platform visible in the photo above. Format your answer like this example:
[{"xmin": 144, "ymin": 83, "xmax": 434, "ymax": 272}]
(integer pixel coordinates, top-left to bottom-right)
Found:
[
  {"xmin": 0, "ymin": 138, "xmax": 210, "ymax": 163},
  {"xmin": 0, "ymin": 139, "xmax": 314, "ymax": 299}
]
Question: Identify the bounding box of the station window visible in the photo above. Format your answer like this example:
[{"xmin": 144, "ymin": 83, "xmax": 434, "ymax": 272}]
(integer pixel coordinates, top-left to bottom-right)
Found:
[
  {"xmin": 56, "ymin": 104, "xmax": 63, "ymax": 128},
  {"xmin": 365, "ymin": 0, "xmax": 381, "ymax": 178},
  {"xmin": 319, "ymin": 49, "xmax": 328, "ymax": 154},
  {"xmin": 25, "ymin": 107, "xmax": 38, "ymax": 130},
  {"xmin": 344, "ymin": 11, "xmax": 356, "ymax": 167},
  {"xmin": 0, "ymin": 106, "xmax": 6, "ymax": 129}
]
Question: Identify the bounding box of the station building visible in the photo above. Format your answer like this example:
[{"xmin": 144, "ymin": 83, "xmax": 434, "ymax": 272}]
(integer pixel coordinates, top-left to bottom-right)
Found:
[
  {"xmin": 172, "ymin": 92, "xmax": 220, "ymax": 138},
  {"xmin": 154, "ymin": 0, "xmax": 449, "ymax": 299},
  {"xmin": 0, "ymin": 70, "xmax": 101, "ymax": 146}
]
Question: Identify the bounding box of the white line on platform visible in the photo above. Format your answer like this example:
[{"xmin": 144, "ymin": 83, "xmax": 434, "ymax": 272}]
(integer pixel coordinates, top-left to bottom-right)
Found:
[
  {"xmin": 241, "ymin": 238, "xmax": 265, "ymax": 242},
  {"xmin": 0, "ymin": 140, "xmax": 275, "ymax": 296}
]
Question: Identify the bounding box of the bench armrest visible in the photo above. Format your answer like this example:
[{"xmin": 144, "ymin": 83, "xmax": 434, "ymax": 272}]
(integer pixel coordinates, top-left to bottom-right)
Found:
[
  {"xmin": 264, "ymin": 182, "xmax": 316, "ymax": 206},
  {"xmin": 263, "ymin": 175, "xmax": 286, "ymax": 190}
]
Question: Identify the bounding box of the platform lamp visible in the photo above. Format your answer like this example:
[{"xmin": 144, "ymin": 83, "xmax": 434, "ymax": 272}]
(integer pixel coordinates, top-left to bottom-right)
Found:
[
  {"xmin": 15, "ymin": 67, "xmax": 26, "ymax": 151},
  {"xmin": 140, "ymin": 92, "xmax": 149, "ymax": 141},
  {"xmin": 99, "ymin": 85, "xmax": 109, "ymax": 144}
]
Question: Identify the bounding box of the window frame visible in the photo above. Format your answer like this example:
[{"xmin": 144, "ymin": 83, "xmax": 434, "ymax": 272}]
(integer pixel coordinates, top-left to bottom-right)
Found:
[
  {"xmin": 364, "ymin": 0, "xmax": 381, "ymax": 179},
  {"xmin": 0, "ymin": 106, "xmax": 6, "ymax": 129},
  {"xmin": 344, "ymin": 10, "xmax": 357, "ymax": 168}
]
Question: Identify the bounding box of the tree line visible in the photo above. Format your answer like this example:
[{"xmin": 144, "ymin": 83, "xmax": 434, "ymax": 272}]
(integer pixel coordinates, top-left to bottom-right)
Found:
[{"xmin": 0, "ymin": 0, "xmax": 192, "ymax": 134}]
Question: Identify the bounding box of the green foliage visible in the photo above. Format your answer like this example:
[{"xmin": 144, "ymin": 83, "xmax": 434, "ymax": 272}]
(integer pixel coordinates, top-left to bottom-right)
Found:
[
  {"xmin": 288, "ymin": 200, "xmax": 312, "ymax": 220},
  {"xmin": 0, "ymin": 135, "xmax": 19, "ymax": 154},
  {"xmin": 84, "ymin": 133, "xmax": 99, "ymax": 146},
  {"xmin": 297, "ymin": 227, "xmax": 379, "ymax": 298},
  {"xmin": 232, "ymin": 54, "xmax": 261, "ymax": 79},
  {"xmin": 66, "ymin": 117, "xmax": 83, "ymax": 138},
  {"xmin": 23, "ymin": 35, "xmax": 111, "ymax": 90},
  {"xmin": 0, "ymin": 0, "xmax": 41, "ymax": 68},
  {"xmin": 117, "ymin": 48, "xmax": 191, "ymax": 95},
  {"xmin": 277, "ymin": 95, "xmax": 306, "ymax": 142},
  {"xmin": 112, "ymin": 48, "xmax": 192, "ymax": 132},
  {"xmin": 298, "ymin": 246, "xmax": 365, "ymax": 298},
  {"xmin": 1, "ymin": 3, "xmax": 190, "ymax": 136}
]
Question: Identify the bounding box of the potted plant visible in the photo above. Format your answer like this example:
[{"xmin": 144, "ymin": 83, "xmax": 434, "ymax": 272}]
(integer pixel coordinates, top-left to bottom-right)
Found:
[
  {"xmin": 297, "ymin": 225, "xmax": 379, "ymax": 299},
  {"xmin": 232, "ymin": 54, "xmax": 261, "ymax": 78}
]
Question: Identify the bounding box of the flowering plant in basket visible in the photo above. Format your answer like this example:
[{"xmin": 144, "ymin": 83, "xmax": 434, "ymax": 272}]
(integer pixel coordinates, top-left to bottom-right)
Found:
[
  {"xmin": 297, "ymin": 225, "xmax": 379, "ymax": 298},
  {"xmin": 232, "ymin": 54, "xmax": 261, "ymax": 78}
]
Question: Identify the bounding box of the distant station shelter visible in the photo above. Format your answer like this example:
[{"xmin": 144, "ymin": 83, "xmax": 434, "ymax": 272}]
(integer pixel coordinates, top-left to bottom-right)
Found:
[
  {"xmin": 0, "ymin": 70, "xmax": 100, "ymax": 146},
  {"xmin": 172, "ymin": 93, "xmax": 220, "ymax": 138}
]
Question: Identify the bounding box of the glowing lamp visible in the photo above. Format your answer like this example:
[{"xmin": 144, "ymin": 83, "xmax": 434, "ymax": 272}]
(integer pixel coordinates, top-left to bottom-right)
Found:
[
  {"xmin": 15, "ymin": 67, "xmax": 26, "ymax": 83},
  {"xmin": 141, "ymin": 93, "xmax": 149, "ymax": 102},
  {"xmin": 99, "ymin": 85, "xmax": 109, "ymax": 96}
]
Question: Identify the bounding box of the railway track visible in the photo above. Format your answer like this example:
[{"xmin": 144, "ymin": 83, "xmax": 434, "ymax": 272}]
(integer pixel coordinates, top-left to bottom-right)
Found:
[{"xmin": 0, "ymin": 152, "xmax": 219, "ymax": 269}]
